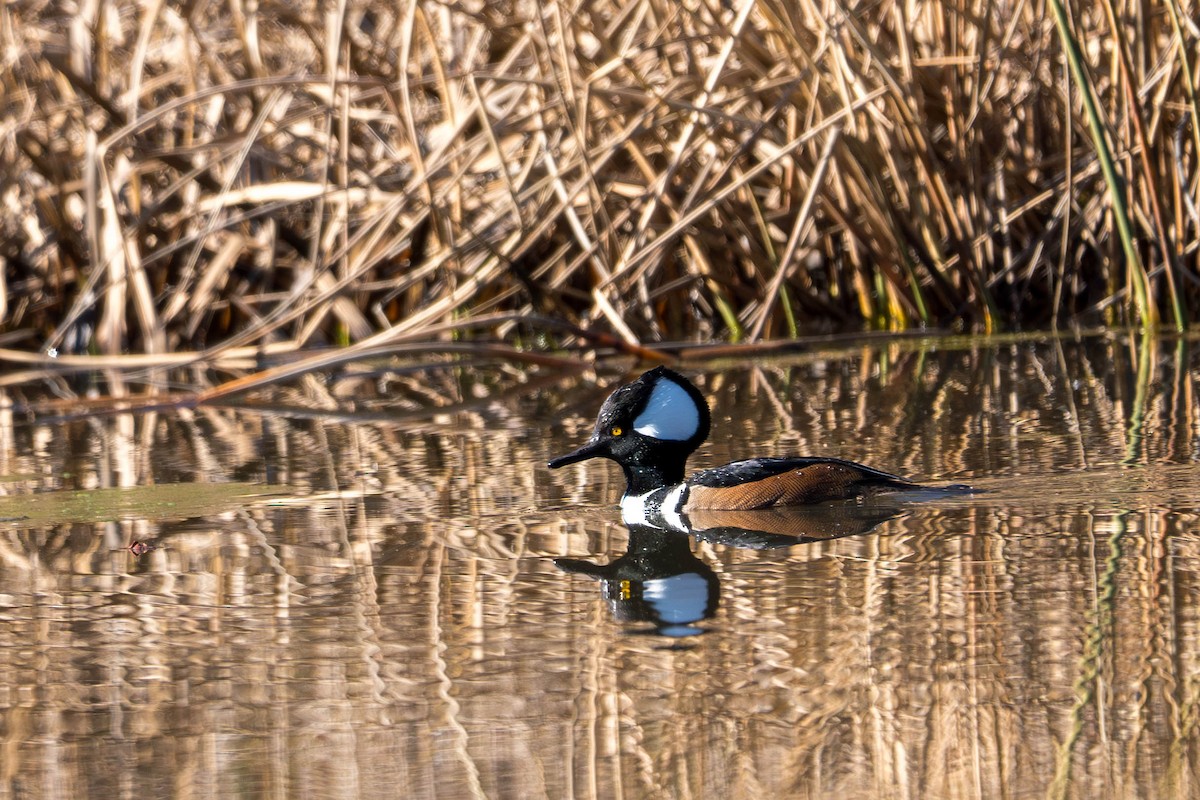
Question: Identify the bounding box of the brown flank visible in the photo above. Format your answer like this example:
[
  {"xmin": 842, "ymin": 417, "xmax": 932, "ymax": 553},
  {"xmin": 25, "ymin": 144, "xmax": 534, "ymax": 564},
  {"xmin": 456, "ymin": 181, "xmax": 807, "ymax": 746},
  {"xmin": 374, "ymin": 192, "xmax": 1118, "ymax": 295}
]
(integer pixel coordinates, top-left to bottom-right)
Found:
[{"xmin": 684, "ymin": 462, "xmax": 914, "ymax": 510}]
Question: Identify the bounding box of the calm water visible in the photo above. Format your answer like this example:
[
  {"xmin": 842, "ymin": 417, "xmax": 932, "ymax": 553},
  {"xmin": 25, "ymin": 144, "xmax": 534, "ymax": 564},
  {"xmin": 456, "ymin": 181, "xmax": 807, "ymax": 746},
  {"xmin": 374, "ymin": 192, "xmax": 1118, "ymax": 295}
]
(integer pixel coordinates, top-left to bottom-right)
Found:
[{"xmin": 2, "ymin": 335, "xmax": 1200, "ymax": 799}]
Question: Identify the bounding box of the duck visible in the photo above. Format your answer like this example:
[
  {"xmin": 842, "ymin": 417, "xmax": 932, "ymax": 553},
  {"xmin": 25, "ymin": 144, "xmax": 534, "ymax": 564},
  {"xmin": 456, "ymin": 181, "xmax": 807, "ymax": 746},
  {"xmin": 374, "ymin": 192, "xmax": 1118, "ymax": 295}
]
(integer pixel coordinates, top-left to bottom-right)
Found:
[{"xmin": 548, "ymin": 366, "xmax": 941, "ymax": 525}]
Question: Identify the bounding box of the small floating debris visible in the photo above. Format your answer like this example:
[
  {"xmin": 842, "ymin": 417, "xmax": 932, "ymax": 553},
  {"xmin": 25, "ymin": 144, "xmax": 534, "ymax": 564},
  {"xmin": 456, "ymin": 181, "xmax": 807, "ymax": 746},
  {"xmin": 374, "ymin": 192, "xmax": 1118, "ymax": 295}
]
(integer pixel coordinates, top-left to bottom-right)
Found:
[{"xmin": 127, "ymin": 540, "xmax": 159, "ymax": 556}]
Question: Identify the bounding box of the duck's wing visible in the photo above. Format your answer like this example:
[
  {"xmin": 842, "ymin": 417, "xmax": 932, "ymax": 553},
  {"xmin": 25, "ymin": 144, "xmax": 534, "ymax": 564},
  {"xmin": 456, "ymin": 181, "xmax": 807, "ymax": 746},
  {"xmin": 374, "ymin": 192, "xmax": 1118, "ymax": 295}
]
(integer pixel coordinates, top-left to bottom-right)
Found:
[{"xmin": 684, "ymin": 457, "xmax": 917, "ymax": 510}]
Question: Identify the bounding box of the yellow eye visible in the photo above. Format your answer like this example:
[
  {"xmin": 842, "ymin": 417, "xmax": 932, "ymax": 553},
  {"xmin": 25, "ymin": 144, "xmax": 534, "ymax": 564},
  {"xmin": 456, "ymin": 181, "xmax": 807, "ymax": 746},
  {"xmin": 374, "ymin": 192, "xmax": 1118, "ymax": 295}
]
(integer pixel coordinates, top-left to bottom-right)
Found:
[{"xmin": 610, "ymin": 426, "xmax": 624, "ymax": 436}]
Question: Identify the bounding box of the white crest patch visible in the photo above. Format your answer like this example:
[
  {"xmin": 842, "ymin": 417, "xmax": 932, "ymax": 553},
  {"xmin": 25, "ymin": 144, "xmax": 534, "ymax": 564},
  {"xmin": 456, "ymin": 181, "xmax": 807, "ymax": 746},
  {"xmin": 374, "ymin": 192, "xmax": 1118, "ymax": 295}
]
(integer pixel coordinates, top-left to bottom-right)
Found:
[{"xmin": 632, "ymin": 378, "xmax": 699, "ymax": 441}]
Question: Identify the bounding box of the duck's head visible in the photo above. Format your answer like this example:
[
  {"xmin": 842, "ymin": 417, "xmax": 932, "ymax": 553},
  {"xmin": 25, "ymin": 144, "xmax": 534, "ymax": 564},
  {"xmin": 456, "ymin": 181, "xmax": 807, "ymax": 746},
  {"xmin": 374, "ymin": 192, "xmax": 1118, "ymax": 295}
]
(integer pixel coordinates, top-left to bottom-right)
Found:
[{"xmin": 548, "ymin": 366, "xmax": 711, "ymax": 492}]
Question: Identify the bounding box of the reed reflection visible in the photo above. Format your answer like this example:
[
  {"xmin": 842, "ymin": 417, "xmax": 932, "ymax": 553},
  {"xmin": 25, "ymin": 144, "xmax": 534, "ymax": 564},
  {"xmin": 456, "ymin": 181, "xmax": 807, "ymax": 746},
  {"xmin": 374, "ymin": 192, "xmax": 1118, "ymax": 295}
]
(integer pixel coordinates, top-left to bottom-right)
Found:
[
  {"xmin": 1, "ymin": 336, "xmax": 1199, "ymax": 798},
  {"xmin": 557, "ymin": 501, "xmax": 906, "ymax": 637}
]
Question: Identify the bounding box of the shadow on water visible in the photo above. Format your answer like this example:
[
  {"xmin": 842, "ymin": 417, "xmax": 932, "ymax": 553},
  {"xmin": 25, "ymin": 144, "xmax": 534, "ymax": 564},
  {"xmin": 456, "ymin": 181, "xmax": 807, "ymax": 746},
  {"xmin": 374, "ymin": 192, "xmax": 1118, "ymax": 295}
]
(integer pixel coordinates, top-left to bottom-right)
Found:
[{"xmin": 1, "ymin": 334, "xmax": 1200, "ymax": 797}]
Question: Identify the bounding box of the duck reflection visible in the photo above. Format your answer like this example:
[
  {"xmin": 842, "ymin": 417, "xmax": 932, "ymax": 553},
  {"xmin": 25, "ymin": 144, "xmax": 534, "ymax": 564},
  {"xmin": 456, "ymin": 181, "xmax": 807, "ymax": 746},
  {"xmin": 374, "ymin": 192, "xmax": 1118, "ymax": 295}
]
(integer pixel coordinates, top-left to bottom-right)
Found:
[
  {"xmin": 557, "ymin": 524, "xmax": 719, "ymax": 638},
  {"xmin": 684, "ymin": 501, "xmax": 907, "ymax": 549},
  {"xmin": 556, "ymin": 501, "xmax": 905, "ymax": 637}
]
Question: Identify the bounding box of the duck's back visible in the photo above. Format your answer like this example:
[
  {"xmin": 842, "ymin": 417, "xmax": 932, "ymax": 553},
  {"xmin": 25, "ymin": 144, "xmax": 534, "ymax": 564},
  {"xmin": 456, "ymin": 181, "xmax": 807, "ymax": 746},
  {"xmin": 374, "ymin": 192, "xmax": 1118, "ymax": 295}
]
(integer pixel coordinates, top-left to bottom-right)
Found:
[{"xmin": 682, "ymin": 457, "xmax": 917, "ymax": 510}]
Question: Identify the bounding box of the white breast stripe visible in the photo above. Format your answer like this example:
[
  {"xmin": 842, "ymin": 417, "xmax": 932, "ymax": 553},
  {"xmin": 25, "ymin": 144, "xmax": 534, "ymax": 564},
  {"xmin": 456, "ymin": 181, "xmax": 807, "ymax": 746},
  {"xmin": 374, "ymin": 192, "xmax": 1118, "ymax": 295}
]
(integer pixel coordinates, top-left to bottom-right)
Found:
[
  {"xmin": 620, "ymin": 491, "xmax": 651, "ymax": 526},
  {"xmin": 633, "ymin": 379, "xmax": 699, "ymax": 441},
  {"xmin": 621, "ymin": 485, "xmax": 689, "ymax": 531},
  {"xmin": 660, "ymin": 484, "xmax": 687, "ymax": 533}
]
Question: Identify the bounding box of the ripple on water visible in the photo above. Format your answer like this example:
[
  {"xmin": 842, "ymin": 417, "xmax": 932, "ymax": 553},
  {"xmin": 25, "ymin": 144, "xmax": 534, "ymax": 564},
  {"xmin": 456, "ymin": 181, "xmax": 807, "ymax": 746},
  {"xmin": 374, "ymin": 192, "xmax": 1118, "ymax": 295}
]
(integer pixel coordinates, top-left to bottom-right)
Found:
[{"xmin": 1, "ymin": 336, "xmax": 1200, "ymax": 797}]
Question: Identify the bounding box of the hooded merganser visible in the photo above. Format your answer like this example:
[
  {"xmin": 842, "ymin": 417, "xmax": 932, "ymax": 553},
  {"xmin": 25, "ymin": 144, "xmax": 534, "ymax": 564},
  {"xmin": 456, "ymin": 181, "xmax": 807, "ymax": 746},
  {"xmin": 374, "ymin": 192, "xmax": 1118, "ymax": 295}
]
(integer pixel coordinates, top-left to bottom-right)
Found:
[{"xmin": 549, "ymin": 366, "xmax": 937, "ymax": 523}]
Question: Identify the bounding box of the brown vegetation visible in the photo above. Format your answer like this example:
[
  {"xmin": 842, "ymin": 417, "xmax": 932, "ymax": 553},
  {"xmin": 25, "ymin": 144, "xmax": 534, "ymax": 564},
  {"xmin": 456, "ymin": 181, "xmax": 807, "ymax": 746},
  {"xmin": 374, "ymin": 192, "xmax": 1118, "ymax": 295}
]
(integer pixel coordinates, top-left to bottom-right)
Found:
[{"xmin": 2, "ymin": 0, "xmax": 1198, "ymax": 361}]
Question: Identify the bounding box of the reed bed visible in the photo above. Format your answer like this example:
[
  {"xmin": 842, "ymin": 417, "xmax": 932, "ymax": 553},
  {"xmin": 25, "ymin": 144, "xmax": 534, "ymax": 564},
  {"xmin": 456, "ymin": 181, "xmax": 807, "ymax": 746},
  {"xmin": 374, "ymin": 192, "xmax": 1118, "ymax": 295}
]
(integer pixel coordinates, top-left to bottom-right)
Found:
[{"xmin": 2, "ymin": 0, "xmax": 1199, "ymax": 362}]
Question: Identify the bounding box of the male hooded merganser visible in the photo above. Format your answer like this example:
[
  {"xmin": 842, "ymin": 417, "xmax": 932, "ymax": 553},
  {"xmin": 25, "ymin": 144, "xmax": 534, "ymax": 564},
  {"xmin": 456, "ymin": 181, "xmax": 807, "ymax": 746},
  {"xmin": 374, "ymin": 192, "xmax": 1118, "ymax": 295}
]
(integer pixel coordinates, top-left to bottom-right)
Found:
[{"xmin": 549, "ymin": 366, "xmax": 933, "ymax": 524}]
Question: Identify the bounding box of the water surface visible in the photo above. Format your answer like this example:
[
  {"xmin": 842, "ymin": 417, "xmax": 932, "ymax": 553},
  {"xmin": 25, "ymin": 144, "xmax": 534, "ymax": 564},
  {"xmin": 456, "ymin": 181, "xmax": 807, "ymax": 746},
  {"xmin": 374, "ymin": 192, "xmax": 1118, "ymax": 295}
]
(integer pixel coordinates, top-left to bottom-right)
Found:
[{"xmin": 2, "ymin": 335, "xmax": 1199, "ymax": 799}]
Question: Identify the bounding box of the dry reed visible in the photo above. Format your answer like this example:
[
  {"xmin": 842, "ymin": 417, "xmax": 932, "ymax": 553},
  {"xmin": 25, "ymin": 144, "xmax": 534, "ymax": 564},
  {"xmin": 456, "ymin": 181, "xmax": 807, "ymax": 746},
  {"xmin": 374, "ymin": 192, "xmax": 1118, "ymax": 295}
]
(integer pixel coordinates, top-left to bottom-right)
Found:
[{"xmin": 2, "ymin": 0, "xmax": 1198, "ymax": 363}]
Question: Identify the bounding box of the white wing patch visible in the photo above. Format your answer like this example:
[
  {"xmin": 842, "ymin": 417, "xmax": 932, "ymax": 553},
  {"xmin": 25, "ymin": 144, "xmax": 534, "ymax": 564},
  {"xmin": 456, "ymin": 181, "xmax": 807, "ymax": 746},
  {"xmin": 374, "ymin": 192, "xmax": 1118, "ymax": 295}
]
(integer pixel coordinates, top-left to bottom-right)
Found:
[{"xmin": 632, "ymin": 378, "xmax": 699, "ymax": 441}]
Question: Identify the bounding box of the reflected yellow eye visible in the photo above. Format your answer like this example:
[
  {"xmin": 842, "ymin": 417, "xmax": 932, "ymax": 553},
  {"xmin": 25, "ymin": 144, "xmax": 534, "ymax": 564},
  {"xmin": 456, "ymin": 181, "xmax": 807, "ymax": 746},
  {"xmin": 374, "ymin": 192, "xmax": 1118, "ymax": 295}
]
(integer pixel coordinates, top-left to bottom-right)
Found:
[{"xmin": 610, "ymin": 426, "xmax": 624, "ymax": 436}]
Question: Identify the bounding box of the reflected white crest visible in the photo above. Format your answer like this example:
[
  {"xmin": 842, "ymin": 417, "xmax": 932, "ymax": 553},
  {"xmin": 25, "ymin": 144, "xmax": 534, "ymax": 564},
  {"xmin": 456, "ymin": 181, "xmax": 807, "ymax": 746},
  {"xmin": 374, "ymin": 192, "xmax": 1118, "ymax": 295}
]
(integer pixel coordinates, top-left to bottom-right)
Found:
[
  {"xmin": 633, "ymin": 378, "xmax": 699, "ymax": 441},
  {"xmin": 643, "ymin": 573, "xmax": 710, "ymax": 623}
]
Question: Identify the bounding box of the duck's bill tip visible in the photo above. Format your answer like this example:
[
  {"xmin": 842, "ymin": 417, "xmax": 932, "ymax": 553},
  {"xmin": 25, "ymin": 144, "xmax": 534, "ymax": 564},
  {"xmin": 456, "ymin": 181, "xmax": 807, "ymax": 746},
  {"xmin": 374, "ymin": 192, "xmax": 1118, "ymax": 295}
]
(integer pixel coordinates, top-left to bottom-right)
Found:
[{"xmin": 547, "ymin": 440, "xmax": 607, "ymax": 469}]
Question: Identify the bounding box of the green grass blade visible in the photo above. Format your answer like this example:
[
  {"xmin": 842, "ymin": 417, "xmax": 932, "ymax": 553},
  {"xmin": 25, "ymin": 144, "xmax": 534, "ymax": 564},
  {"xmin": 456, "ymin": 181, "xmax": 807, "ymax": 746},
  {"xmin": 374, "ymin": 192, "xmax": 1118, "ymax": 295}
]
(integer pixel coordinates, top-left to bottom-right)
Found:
[{"xmin": 1047, "ymin": 0, "xmax": 1158, "ymax": 329}]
